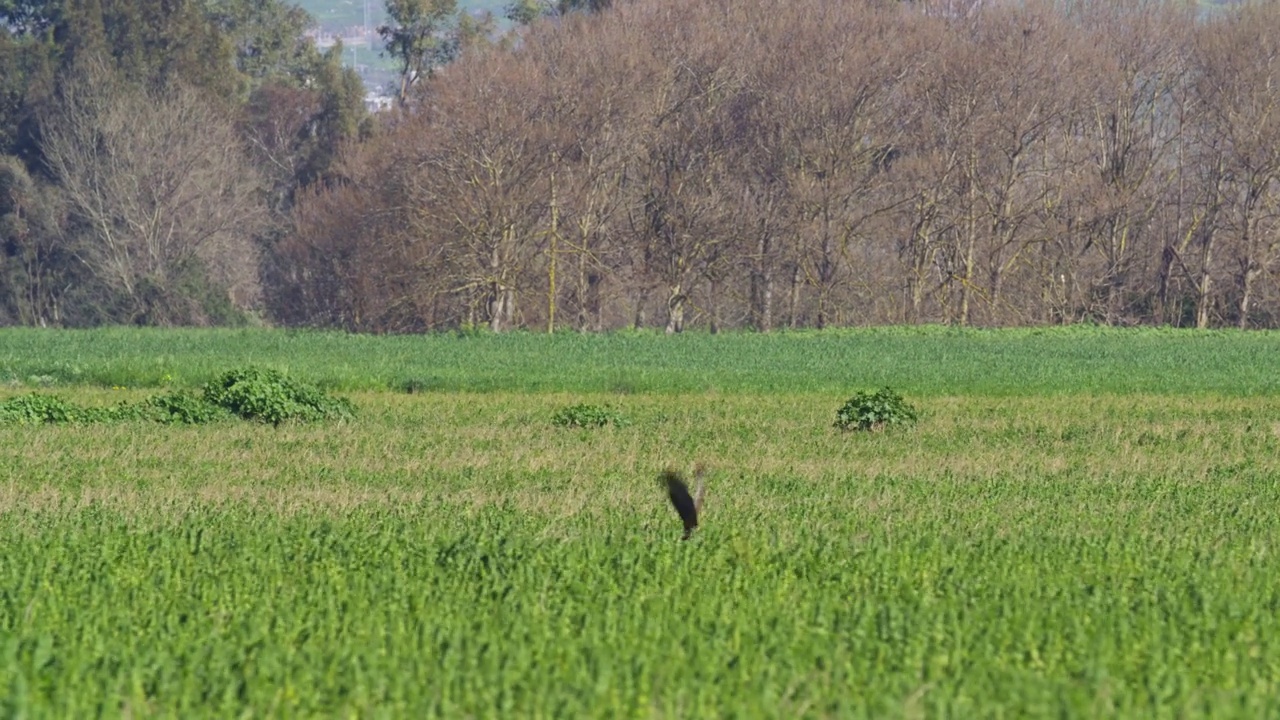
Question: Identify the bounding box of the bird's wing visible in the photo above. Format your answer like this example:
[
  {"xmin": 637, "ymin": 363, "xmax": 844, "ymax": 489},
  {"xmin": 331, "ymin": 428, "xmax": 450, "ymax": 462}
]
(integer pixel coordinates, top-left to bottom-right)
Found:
[{"xmin": 661, "ymin": 469, "xmax": 699, "ymax": 534}]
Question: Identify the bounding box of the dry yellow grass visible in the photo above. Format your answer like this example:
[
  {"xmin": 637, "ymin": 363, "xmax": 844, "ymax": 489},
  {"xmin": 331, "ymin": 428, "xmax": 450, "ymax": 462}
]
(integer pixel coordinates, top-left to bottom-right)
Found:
[{"xmin": 3, "ymin": 391, "xmax": 1276, "ymax": 532}]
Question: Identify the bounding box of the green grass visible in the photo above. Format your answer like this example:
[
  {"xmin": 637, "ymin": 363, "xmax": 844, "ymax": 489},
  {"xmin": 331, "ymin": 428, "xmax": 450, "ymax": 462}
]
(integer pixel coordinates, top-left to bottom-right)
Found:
[
  {"xmin": 2, "ymin": 329, "xmax": 1280, "ymax": 716},
  {"xmin": 3, "ymin": 325, "xmax": 1280, "ymax": 395}
]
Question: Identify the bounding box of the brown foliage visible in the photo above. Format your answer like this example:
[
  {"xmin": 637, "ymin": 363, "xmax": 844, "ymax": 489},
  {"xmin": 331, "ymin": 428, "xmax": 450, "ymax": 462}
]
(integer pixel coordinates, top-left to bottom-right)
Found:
[{"xmin": 276, "ymin": 0, "xmax": 1280, "ymax": 332}]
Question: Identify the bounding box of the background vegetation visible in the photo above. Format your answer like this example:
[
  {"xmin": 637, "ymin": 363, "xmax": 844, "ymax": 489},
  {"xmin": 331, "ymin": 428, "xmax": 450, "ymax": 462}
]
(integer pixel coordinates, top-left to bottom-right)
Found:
[
  {"xmin": 5, "ymin": 0, "xmax": 1280, "ymax": 333},
  {"xmin": 283, "ymin": 0, "xmax": 1280, "ymax": 333},
  {"xmin": 0, "ymin": 0, "xmax": 373, "ymax": 326},
  {"xmin": 4, "ymin": 324, "xmax": 1280, "ymax": 395},
  {"xmin": 2, "ymin": 328, "xmax": 1279, "ymax": 716}
]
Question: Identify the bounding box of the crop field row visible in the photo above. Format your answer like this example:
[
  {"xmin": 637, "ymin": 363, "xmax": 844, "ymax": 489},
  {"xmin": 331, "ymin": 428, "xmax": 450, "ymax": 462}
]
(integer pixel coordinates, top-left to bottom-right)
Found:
[
  {"xmin": 2, "ymin": 375, "xmax": 1280, "ymax": 716},
  {"xmin": 4, "ymin": 325, "xmax": 1280, "ymax": 396}
]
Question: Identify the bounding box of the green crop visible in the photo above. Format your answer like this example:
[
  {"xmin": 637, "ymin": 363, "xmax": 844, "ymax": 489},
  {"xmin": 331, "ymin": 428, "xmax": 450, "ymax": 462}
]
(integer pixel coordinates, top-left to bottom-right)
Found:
[
  {"xmin": 0, "ymin": 330, "xmax": 1279, "ymax": 716},
  {"xmin": 3, "ymin": 324, "xmax": 1280, "ymax": 395}
]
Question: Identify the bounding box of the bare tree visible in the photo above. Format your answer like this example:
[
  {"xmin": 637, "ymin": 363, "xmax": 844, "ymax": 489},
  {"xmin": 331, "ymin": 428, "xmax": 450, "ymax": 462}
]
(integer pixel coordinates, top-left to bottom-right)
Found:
[
  {"xmin": 929, "ymin": 4, "xmax": 1075, "ymax": 325},
  {"xmin": 1059, "ymin": 2, "xmax": 1190, "ymax": 325},
  {"xmin": 271, "ymin": 0, "xmax": 1280, "ymax": 331},
  {"xmin": 41, "ymin": 60, "xmax": 266, "ymax": 325},
  {"xmin": 622, "ymin": 5, "xmax": 743, "ymax": 334},
  {"xmin": 1190, "ymin": 5, "xmax": 1280, "ymax": 328},
  {"xmin": 412, "ymin": 55, "xmax": 554, "ymax": 332},
  {"xmin": 887, "ymin": 14, "xmax": 964, "ymax": 323},
  {"xmin": 516, "ymin": 16, "xmax": 636, "ymax": 332},
  {"xmin": 281, "ymin": 149, "xmax": 409, "ymax": 331}
]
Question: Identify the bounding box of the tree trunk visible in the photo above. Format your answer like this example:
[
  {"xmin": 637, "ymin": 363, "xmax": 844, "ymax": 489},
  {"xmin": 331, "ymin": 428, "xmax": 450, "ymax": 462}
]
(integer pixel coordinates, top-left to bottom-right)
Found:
[
  {"xmin": 750, "ymin": 234, "xmax": 773, "ymax": 331},
  {"xmin": 665, "ymin": 283, "xmax": 685, "ymax": 334},
  {"xmin": 1239, "ymin": 266, "xmax": 1257, "ymax": 329},
  {"xmin": 905, "ymin": 199, "xmax": 935, "ymax": 324},
  {"xmin": 815, "ymin": 233, "xmax": 835, "ymax": 330},
  {"xmin": 788, "ymin": 263, "xmax": 802, "ymax": 328},
  {"xmin": 547, "ymin": 168, "xmax": 559, "ymax": 333},
  {"xmin": 959, "ymin": 220, "xmax": 977, "ymax": 327},
  {"xmin": 488, "ymin": 281, "xmax": 509, "ymax": 333},
  {"xmin": 633, "ymin": 287, "xmax": 647, "ymax": 329},
  {"xmin": 575, "ymin": 249, "xmax": 601, "ymax": 332},
  {"xmin": 588, "ymin": 273, "xmax": 603, "ymax": 332},
  {"xmin": 906, "ymin": 228, "xmax": 929, "ymax": 323},
  {"xmin": 990, "ymin": 264, "xmax": 1004, "ymax": 322},
  {"xmin": 1237, "ymin": 194, "xmax": 1267, "ymax": 330},
  {"xmin": 1156, "ymin": 245, "xmax": 1175, "ymax": 325},
  {"xmin": 708, "ymin": 277, "xmax": 720, "ymax": 334},
  {"xmin": 1196, "ymin": 228, "xmax": 1216, "ymax": 329},
  {"xmin": 760, "ymin": 273, "xmax": 773, "ymax": 332},
  {"xmin": 958, "ymin": 150, "xmax": 979, "ymax": 327},
  {"xmin": 576, "ymin": 251, "xmax": 589, "ymax": 331}
]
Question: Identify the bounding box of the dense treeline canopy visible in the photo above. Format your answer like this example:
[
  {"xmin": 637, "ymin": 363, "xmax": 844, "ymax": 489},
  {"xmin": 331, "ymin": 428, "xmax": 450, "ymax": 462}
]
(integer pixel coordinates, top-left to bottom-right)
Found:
[
  {"xmin": 4, "ymin": 0, "xmax": 1280, "ymax": 332},
  {"xmin": 0, "ymin": 0, "xmax": 369, "ymax": 325},
  {"xmin": 286, "ymin": 0, "xmax": 1280, "ymax": 333}
]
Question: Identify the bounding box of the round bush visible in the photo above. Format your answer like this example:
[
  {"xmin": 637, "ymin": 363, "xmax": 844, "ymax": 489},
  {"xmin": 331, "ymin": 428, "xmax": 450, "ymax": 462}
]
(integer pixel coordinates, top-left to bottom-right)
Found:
[{"xmin": 834, "ymin": 387, "xmax": 918, "ymax": 432}]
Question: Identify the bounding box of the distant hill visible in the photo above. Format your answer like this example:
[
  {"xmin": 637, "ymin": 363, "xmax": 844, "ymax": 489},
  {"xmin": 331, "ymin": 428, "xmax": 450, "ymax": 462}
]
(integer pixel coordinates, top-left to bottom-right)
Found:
[
  {"xmin": 294, "ymin": 0, "xmax": 512, "ymax": 95},
  {"xmin": 295, "ymin": 0, "xmax": 511, "ymax": 34}
]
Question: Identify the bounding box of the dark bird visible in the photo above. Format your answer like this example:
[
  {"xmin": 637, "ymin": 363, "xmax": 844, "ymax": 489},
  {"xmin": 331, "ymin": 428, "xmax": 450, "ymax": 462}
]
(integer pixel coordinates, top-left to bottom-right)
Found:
[{"xmin": 660, "ymin": 464, "xmax": 705, "ymax": 540}]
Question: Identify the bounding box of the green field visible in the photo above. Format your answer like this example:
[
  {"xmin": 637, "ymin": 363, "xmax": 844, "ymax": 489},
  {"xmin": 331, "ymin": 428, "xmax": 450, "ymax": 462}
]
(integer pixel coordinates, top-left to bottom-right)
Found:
[
  {"xmin": 4, "ymin": 325, "xmax": 1280, "ymax": 395},
  {"xmin": 2, "ymin": 328, "xmax": 1280, "ymax": 716}
]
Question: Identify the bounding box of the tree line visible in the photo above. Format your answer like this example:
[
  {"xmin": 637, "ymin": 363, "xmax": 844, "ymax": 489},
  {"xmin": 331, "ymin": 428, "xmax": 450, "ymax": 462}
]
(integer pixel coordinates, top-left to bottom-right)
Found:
[
  {"xmin": 0, "ymin": 0, "xmax": 382, "ymax": 325},
  {"xmin": 289, "ymin": 0, "xmax": 1280, "ymax": 332},
  {"xmin": 0, "ymin": 0, "xmax": 608, "ymax": 327},
  {"xmin": 5, "ymin": 0, "xmax": 1280, "ymax": 332}
]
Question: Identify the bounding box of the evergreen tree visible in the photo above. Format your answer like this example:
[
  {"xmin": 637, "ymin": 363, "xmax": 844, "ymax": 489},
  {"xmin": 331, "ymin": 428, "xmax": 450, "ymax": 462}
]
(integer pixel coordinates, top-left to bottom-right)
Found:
[{"xmin": 379, "ymin": 0, "xmax": 457, "ymax": 103}]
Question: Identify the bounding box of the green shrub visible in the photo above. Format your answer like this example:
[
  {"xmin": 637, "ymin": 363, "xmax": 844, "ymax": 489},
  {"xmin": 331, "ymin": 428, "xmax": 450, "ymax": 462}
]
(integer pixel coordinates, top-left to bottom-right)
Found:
[
  {"xmin": 551, "ymin": 403, "xmax": 629, "ymax": 429},
  {"xmin": 834, "ymin": 387, "xmax": 918, "ymax": 432},
  {"xmin": 0, "ymin": 393, "xmax": 85, "ymax": 424},
  {"xmin": 0, "ymin": 367, "xmax": 353, "ymax": 426},
  {"xmin": 202, "ymin": 367, "xmax": 354, "ymax": 425},
  {"xmin": 83, "ymin": 403, "xmax": 145, "ymax": 424},
  {"xmin": 143, "ymin": 390, "xmax": 234, "ymax": 425}
]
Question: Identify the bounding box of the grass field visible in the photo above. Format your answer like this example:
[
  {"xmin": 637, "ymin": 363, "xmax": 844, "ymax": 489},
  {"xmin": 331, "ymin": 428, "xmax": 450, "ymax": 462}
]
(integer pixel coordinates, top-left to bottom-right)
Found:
[
  {"xmin": 2, "ymin": 327, "xmax": 1280, "ymax": 716},
  {"xmin": 4, "ymin": 324, "xmax": 1280, "ymax": 395}
]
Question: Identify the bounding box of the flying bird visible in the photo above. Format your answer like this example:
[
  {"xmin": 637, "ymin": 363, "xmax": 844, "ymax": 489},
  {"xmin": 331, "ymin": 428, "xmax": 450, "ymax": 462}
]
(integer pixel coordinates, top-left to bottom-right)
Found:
[{"xmin": 660, "ymin": 464, "xmax": 706, "ymax": 540}]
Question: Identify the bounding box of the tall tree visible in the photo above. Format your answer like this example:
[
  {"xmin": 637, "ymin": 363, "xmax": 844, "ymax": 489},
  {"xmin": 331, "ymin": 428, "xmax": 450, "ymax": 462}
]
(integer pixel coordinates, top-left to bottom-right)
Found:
[
  {"xmin": 204, "ymin": 0, "xmax": 321, "ymax": 89},
  {"xmin": 0, "ymin": 153, "xmax": 67, "ymax": 325},
  {"xmin": 41, "ymin": 60, "xmax": 267, "ymax": 324},
  {"xmin": 1190, "ymin": 4, "xmax": 1280, "ymax": 328},
  {"xmin": 414, "ymin": 56, "xmax": 553, "ymax": 332},
  {"xmin": 380, "ymin": 0, "xmax": 458, "ymax": 104}
]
